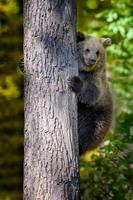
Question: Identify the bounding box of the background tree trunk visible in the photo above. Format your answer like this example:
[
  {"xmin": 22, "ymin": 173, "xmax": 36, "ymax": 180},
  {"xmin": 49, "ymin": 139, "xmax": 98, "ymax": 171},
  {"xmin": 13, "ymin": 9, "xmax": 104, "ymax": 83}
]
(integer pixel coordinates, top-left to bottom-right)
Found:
[{"xmin": 24, "ymin": 0, "xmax": 79, "ymax": 199}]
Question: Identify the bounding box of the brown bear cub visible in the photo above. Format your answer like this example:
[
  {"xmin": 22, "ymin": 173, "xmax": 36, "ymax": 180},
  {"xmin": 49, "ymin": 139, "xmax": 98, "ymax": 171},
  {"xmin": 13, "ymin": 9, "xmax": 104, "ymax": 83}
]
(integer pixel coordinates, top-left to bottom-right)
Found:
[{"xmin": 68, "ymin": 32, "xmax": 113, "ymax": 155}]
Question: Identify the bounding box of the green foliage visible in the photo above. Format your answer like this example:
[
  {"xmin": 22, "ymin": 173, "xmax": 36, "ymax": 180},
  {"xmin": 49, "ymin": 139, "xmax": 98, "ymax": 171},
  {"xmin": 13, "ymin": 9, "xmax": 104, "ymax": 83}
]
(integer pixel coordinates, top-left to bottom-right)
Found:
[
  {"xmin": 78, "ymin": 0, "xmax": 133, "ymax": 199},
  {"xmin": 0, "ymin": 0, "xmax": 23, "ymax": 199},
  {"xmin": 0, "ymin": 0, "xmax": 133, "ymax": 199},
  {"xmin": 0, "ymin": 0, "xmax": 19, "ymax": 15},
  {"xmin": 80, "ymin": 148, "xmax": 133, "ymax": 200}
]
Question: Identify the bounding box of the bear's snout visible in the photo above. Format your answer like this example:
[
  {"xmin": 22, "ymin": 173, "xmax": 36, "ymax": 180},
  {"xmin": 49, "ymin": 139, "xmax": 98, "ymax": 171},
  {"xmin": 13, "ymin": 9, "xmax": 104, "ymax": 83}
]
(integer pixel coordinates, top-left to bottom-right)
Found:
[{"xmin": 88, "ymin": 59, "xmax": 96, "ymax": 65}]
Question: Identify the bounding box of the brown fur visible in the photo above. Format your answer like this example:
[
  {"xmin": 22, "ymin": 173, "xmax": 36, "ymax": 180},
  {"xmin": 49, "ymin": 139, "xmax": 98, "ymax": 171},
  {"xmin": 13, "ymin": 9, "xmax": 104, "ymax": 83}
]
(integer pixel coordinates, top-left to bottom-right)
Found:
[{"xmin": 68, "ymin": 33, "xmax": 113, "ymax": 154}]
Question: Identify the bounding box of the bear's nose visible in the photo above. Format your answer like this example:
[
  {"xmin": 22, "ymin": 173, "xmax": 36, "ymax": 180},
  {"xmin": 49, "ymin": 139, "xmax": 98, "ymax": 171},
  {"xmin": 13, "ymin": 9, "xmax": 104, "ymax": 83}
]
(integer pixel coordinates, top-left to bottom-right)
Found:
[{"xmin": 89, "ymin": 59, "xmax": 96, "ymax": 65}]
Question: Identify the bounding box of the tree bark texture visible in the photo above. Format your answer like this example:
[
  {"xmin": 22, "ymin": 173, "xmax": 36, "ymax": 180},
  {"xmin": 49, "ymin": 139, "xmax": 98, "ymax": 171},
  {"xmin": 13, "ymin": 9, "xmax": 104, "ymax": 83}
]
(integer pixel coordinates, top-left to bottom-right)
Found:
[{"xmin": 24, "ymin": 0, "xmax": 79, "ymax": 200}]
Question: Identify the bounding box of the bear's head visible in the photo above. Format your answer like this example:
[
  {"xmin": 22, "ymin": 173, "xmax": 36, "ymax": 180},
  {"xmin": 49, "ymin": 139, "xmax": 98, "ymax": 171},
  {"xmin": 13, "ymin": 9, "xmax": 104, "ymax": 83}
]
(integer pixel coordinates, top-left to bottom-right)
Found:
[{"xmin": 77, "ymin": 32, "xmax": 111, "ymax": 72}]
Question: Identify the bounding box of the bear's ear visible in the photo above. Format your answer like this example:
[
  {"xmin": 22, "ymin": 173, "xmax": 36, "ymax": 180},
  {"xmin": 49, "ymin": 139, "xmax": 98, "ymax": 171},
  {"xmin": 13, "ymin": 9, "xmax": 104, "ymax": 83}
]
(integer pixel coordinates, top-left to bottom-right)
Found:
[
  {"xmin": 100, "ymin": 38, "xmax": 112, "ymax": 48},
  {"xmin": 77, "ymin": 32, "xmax": 85, "ymax": 43}
]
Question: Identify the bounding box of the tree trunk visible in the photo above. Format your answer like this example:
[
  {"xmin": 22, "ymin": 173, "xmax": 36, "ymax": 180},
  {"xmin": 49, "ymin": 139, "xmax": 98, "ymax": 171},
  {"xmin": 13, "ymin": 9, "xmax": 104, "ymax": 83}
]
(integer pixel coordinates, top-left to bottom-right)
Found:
[{"xmin": 23, "ymin": 0, "xmax": 79, "ymax": 199}]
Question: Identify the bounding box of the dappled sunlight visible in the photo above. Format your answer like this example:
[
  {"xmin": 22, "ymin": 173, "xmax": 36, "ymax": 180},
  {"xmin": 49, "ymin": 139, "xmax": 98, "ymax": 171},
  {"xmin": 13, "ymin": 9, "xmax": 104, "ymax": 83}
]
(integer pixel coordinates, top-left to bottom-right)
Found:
[{"xmin": 0, "ymin": 0, "xmax": 133, "ymax": 199}]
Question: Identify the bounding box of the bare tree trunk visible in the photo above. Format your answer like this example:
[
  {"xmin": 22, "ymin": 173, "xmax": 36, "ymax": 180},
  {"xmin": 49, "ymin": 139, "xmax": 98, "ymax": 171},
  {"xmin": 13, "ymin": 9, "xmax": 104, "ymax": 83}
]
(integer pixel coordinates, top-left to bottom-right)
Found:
[{"xmin": 23, "ymin": 0, "xmax": 79, "ymax": 199}]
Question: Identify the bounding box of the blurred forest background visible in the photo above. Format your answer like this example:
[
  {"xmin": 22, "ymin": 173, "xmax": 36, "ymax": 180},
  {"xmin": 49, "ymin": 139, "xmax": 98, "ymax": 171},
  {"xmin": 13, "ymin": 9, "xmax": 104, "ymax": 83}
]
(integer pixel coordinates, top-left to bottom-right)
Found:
[{"xmin": 0, "ymin": 0, "xmax": 133, "ymax": 199}]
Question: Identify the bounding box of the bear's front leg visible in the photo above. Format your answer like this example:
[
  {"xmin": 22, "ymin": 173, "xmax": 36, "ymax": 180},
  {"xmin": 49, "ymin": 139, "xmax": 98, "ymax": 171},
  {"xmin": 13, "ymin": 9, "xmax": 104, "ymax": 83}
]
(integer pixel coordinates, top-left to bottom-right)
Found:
[
  {"xmin": 68, "ymin": 76, "xmax": 83, "ymax": 93},
  {"xmin": 19, "ymin": 58, "xmax": 24, "ymax": 72}
]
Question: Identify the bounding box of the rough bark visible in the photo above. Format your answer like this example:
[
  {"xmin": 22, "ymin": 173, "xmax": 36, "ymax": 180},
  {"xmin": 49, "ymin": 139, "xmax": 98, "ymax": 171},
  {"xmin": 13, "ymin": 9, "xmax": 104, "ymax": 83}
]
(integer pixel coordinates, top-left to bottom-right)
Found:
[{"xmin": 23, "ymin": 0, "xmax": 79, "ymax": 200}]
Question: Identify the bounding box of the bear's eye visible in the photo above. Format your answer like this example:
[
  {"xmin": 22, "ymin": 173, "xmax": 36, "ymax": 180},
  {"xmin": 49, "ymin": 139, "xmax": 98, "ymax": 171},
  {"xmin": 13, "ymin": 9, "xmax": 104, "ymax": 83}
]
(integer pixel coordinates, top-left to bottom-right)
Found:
[
  {"xmin": 85, "ymin": 48, "xmax": 90, "ymax": 53},
  {"xmin": 96, "ymin": 50, "xmax": 99, "ymax": 55}
]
